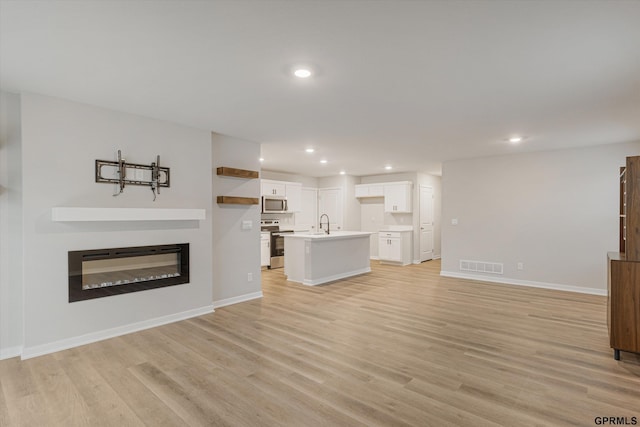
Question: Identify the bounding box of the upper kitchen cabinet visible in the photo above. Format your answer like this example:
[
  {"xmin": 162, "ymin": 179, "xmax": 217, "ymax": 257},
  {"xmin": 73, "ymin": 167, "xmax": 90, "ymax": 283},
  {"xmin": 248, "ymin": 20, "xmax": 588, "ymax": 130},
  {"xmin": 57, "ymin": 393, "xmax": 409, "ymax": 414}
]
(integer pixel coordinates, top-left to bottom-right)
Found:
[
  {"xmin": 260, "ymin": 179, "xmax": 303, "ymax": 212},
  {"xmin": 261, "ymin": 180, "xmax": 286, "ymax": 197},
  {"xmin": 384, "ymin": 181, "xmax": 412, "ymax": 213},
  {"xmin": 355, "ymin": 184, "xmax": 384, "ymax": 198}
]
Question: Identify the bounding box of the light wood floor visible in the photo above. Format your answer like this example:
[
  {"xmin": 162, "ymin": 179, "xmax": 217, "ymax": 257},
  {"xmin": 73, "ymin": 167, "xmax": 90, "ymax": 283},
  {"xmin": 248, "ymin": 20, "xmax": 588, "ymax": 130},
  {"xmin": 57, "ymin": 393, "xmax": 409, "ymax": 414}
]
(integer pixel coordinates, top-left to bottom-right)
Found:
[{"xmin": 1, "ymin": 260, "xmax": 639, "ymax": 426}]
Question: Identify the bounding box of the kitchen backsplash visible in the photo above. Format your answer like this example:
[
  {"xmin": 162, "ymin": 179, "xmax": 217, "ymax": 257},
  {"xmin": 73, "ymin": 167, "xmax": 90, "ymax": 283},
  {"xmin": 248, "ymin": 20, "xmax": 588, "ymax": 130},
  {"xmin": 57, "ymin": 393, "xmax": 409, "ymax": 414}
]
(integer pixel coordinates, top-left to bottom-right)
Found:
[{"xmin": 261, "ymin": 213, "xmax": 295, "ymax": 225}]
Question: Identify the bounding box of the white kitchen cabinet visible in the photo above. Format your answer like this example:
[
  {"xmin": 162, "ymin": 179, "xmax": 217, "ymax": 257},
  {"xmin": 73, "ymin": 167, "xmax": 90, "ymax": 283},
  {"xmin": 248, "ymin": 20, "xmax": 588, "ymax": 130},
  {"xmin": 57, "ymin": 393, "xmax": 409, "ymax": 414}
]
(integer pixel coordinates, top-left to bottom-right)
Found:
[
  {"xmin": 261, "ymin": 180, "xmax": 286, "ymax": 197},
  {"xmin": 384, "ymin": 182, "xmax": 412, "ymax": 213},
  {"xmin": 261, "ymin": 180, "xmax": 303, "ymax": 212},
  {"xmin": 355, "ymin": 184, "xmax": 384, "ymax": 198},
  {"xmin": 369, "ymin": 184, "xmax": 384, "ymax": 197},
  {"xmin": 355, "ymin": 184, "xmax": 369, "ymax": 198},
  {"xmin": 261, "ymin": 232, "xmax": 271, "ymax": 267},
  {"xmin": 378, "ymin": 230, "xmax": 412, "ymax": 265},
  {"xmin": 379, "ymin": 234, "xmax": 401, "ymax": 262},
  {"xmin": 285, "ymin": 182, "xmax": 302, "ymax": 212}
]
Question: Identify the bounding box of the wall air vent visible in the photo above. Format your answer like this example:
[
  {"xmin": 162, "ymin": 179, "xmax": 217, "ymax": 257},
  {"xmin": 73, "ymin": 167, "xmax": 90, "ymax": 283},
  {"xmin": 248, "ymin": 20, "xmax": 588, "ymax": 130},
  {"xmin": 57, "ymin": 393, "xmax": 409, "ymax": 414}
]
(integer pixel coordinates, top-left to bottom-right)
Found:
[{"xmin": 460, "ymin": 260, "xmax": 504, "ymax": 275}]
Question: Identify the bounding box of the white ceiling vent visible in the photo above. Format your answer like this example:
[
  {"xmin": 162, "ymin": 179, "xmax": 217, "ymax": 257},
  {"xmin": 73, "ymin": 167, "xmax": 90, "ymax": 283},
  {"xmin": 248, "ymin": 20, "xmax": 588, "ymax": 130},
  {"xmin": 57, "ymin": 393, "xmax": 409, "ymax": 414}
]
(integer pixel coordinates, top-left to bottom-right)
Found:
[{"xmin": 460, "ymin": 260, "xmax": 504, "ymax": 275}]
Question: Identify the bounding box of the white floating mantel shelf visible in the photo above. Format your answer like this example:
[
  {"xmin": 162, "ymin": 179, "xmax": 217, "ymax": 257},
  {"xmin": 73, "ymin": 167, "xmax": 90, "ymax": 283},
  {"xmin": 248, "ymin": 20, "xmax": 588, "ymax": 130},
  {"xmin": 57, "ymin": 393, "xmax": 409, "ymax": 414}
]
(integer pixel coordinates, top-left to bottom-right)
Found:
[{"xmin": 51, "ymin": 207, "xmax": 206, "ymax": 222}]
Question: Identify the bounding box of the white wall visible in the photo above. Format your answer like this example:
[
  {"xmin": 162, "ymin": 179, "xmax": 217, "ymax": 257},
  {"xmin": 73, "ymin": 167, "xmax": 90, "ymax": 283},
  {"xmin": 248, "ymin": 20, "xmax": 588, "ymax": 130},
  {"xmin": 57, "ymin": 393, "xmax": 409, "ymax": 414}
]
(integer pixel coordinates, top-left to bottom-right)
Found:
[
  {"xmin": 359, "ymin": 198, "xmax": 385, "ymax": 258},
  {"xmin": 318, "ymin": 174, "xmax": 361, "ymax": 231},
  {"xmin": 211, "ymin": 133, "xmax": 262, "ymax": 307},
  {"xmin": 342, "ymin": 175, "xmax": 361, "ymax": 232},
  {"xmin": 360, "ymin": 172, "xmax": 442, "ymax": 262},
  {"xmin": 0, "ymin": 92, "xmax": 23, "ymax": 358},
  {"xmin": 441, "ymin": 141, "xmax": 640, "ymax": 293},
  {"xmin": 16, "ymin": 93, "xmax": 213, "ymax": 358},
  {"xmin": 261, "ymin": 170, "xmax": 319, "ymax": 188}
]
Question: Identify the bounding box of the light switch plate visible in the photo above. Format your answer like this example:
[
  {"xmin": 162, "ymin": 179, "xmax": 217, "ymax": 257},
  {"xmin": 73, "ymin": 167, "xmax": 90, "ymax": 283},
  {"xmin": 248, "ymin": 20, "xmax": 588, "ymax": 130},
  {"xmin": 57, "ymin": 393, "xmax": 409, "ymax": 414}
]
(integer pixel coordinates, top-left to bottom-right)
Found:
[{"xmin": 242, "ymin": 220, "xmax": 252, "ymax": 230}]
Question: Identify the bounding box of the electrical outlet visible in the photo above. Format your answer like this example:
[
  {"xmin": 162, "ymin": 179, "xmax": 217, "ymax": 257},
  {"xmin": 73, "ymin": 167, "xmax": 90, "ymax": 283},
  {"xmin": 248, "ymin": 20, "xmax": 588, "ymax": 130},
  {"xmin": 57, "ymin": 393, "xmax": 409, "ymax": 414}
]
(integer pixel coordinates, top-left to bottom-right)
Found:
[
  {"xmin": 517, "ymin": 262, "xmax": 524, "ymax": 270},
  {"xmin": 247, "ymin": 272, "xmax": 253, "ymax": 282},
  {"xmin": 451, "ymin": 218, "xmax": 458, "ymax": 226}
]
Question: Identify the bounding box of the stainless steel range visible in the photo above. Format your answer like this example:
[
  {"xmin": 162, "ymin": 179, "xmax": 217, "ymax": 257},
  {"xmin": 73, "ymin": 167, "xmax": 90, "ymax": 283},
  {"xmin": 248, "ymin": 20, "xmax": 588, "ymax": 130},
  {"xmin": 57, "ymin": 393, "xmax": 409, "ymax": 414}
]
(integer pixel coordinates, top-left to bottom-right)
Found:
[{"xmin": 260, "ymin": 220, "xmax": 293, "ymax": 269}]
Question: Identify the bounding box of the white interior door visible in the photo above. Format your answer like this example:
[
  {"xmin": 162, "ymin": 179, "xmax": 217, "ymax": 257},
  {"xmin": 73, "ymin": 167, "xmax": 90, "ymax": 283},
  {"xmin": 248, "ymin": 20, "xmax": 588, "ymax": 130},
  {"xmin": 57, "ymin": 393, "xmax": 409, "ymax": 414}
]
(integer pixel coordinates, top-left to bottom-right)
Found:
[
  {"xmin": 318, "ymin": 187, "xmax": 343, "ymax": 231},
  {"xmin": 295, "ymin": 187, "xmax": 318, "ymax": 231},
  {"xmin": 419, "ymin": 185, "xmax": 434, "ymax": 262}
]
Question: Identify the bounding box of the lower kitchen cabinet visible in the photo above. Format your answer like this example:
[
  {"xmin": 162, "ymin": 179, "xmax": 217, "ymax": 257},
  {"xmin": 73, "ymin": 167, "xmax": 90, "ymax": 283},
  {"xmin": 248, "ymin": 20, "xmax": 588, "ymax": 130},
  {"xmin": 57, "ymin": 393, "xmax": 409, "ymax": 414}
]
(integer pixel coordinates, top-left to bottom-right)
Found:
[
  {"xmin": 378, "ymin": 230, "xmax": 412, "ymax": 265},
  {"xmin": 261, "ymin": 232, "xmax": 270, "ymax": 267}
]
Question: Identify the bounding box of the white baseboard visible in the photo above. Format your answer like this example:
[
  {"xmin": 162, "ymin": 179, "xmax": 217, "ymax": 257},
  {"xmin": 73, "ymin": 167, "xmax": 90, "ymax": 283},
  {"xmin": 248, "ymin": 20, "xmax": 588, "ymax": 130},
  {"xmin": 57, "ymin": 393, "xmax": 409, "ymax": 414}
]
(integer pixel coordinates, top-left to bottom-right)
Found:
[
  {"xmin": 21, "ymin": 304, "xmax": 215, "ymax": 360},
  {"xmin": 370, "ymin": 256, "xmax": 380, "ymax": 260},
  {"xmin": 0, "ymin": 345, "xmax": 23, "ymax": 360},
  {"xmin": 440, "ymin": 270, "xmax": 606, "ymax": 296},
  {"xmin": 213, "ymin": 291, "xmax": 263, "ymax": 308}
]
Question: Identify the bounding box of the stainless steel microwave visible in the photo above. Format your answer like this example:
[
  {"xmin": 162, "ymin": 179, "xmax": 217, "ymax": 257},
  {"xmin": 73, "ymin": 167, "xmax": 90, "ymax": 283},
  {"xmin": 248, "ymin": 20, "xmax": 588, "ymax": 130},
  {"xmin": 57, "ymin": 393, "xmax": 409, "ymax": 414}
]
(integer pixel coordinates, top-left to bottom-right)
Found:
[{"xmin": 262, "ymin": 196, "xmax": 288, "ymax": 213}]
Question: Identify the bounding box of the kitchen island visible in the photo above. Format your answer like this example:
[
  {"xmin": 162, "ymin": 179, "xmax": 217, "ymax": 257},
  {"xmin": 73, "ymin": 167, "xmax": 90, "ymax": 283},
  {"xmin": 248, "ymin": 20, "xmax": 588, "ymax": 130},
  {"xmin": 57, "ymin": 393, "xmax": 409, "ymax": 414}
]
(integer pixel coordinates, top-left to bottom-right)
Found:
[{"xmin": 284, "ymin": 231, "xmax": 373, "ymax": 286}]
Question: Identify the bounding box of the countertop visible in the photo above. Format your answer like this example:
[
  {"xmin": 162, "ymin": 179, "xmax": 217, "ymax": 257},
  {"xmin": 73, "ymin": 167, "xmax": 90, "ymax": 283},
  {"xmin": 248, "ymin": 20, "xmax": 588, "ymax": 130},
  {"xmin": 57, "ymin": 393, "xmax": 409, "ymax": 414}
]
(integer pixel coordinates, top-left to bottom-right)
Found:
[
  {"xmin": 285, "ymin": 231, "xmax": 373, "ymax": 240},
  {"xmin": 379, "ymin": 226, "xmax": 413, "ymax": 232}
]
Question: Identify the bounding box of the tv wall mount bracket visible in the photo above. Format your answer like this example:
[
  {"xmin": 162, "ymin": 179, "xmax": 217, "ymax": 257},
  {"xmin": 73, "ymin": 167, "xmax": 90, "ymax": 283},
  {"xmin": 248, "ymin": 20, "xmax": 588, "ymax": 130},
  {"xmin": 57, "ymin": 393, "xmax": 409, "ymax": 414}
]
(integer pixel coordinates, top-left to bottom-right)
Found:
[{"xmin": 95, "ymin": 150, "xmax": 170, "ymax": 201}]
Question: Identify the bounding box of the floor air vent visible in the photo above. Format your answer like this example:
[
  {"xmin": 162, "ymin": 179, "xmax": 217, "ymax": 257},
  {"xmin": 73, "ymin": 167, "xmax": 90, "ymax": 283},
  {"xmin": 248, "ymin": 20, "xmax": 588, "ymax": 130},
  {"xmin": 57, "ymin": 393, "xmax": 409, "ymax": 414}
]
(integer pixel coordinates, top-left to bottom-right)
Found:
[{"xmin": 460, "ymin": 260, "xmax": 503, "ymax": 275}]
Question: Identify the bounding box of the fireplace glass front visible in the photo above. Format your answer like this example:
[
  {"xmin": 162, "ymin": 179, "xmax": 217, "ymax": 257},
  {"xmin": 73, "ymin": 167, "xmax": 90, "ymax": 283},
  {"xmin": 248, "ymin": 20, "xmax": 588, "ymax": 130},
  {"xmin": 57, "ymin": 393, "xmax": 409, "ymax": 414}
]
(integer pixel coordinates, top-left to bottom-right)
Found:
[{"xmin": 68, "ymin": 243, "xmax": 189, "ymax": 302}]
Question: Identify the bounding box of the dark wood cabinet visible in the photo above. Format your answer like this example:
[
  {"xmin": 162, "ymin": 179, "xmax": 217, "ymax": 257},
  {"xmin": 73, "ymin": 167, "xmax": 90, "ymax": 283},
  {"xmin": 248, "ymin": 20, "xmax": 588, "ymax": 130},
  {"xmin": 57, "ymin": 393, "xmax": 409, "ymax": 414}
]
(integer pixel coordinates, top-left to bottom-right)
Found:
[
  {"xmin": 625, "ymin": 157, "xmax": 640, "ymax": 259},
  {"xmin": 608, "ymin": 155, "xmax": 640, "ymax": 360},
  {"xmin": 608, "ymin": 252, "xmax": 640, "ymax": 360}
]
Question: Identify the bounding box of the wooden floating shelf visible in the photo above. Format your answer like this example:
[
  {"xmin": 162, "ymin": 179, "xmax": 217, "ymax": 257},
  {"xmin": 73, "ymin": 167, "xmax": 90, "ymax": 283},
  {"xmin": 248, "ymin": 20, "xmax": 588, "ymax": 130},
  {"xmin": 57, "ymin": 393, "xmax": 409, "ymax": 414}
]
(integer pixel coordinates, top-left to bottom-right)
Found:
[
  {"xmin": 216, "ymin": 167, "xmax": 259, "ymax": 179},
  {"xmin": 216, "ymin": 196, "xmax": 259, "ymax": 205}
]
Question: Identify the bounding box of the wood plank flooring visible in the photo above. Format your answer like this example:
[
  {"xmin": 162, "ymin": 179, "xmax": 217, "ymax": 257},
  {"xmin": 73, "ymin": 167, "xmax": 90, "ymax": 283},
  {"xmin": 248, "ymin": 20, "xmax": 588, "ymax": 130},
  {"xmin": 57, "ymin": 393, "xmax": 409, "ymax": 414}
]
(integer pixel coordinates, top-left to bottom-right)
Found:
[{"xmin": 1, "ymin": 260, "xmax": 639, "ymax": 426}]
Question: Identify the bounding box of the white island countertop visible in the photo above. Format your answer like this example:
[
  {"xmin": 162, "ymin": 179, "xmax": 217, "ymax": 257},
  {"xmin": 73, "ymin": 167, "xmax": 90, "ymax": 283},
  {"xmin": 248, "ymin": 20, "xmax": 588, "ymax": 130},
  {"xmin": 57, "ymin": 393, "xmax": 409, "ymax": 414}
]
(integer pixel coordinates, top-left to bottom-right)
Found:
[
  {"xmin": 289, "ymin": 231, "xmax": 373, "ymax": 240},
  {"xmin": 284, "ymin": 231, "xmax": 373, "ymax": 286}
]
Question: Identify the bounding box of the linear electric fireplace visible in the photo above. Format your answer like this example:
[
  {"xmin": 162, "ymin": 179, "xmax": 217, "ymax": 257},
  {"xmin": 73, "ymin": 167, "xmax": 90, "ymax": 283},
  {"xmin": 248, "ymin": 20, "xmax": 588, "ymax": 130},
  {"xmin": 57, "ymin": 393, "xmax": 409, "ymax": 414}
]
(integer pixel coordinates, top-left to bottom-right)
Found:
[{"xmin": 68, "ymin": 243, "xmax": 189, "ymax": 302}]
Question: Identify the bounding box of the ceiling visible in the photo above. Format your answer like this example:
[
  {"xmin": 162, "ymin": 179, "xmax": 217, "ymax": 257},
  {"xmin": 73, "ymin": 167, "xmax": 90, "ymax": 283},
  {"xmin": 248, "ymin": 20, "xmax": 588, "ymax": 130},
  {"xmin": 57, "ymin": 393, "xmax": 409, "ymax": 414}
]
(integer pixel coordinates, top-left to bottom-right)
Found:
[{"xmin": 1, "ymin": 1, "xmax": 639, "ymax": 177}]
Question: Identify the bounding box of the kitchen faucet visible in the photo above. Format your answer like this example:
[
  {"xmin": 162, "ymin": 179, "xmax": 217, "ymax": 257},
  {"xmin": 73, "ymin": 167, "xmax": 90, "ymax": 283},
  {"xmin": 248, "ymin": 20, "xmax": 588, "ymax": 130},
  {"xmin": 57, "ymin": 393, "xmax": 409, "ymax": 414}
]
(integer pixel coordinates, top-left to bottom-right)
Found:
[{"xmin": 319, "ymin": 214, "xmax": 330, "ymax": 234}]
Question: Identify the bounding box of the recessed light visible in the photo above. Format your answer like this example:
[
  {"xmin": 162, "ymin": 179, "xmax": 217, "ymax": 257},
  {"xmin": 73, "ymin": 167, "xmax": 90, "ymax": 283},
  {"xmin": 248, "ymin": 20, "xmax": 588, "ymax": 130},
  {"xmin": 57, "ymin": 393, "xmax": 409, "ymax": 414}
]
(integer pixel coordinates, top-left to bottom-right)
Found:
[
  {"xmin": 508, "ymin": 136, "xmax": 523, "ymax": 144},
  {"xmin": 305, "ymin": 148, "xmax": 315, "ymax": 153},
  {"xmin": 259, "ymin": 158, "xmax": 264, "ymax": 162},
  {"xmin": 385, "ymin": 165, "xmax": 392, "ymax": 170},
  {"xmin": 320, "ymin": 159, "xmax": 328, "ymax": 164},
  {"xmin": 339, "ymin": 170, "xmax": 346, "ymax": 175},
  {"xmin": 294, "ymin": 68, "xmax": 312, "ymax": 78}
]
